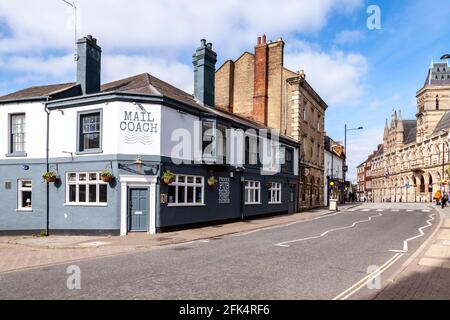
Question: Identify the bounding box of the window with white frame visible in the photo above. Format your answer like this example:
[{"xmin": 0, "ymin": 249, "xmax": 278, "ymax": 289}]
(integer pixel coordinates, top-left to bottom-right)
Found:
[
  {"xmin": 17, "ymin": 179, "xmax": 32, "ymax": 210},
  {"xmin": 10, "ymin": 113, "xmax": 26, "ymax": 154},
  {"xmin": 66, "ymin": 172, "xmax": 107, "ymax": 205},
  {"xmin": 244, "ymin": 180, "xmax": 261, "ymax": 205},
  {"xmin": 268, "ymin": 182, "xmax": 282, "ymax": 204},
  {"xmin": 168, "ymin": 175, "xmax": 204, "ymax": 206}
]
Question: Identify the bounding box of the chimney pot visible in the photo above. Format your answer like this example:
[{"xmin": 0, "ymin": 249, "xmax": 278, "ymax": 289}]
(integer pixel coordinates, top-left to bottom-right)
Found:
[
  {"xmin": 207, "ymin": 42, "xmax": 213, "ymax": 49},
  {"xmin": 262, "ymin": 35, "xmax": 267, "ymax": 44},
  {"xmin": 257, "ymin": 36, "xmax": 261, "ymax": 45},
  {"xmin": 201, "ymin": 39, "xmax": 206, "ymax": 47}
]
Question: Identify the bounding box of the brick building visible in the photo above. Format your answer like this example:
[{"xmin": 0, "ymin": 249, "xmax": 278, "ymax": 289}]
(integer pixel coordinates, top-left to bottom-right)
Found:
[{"xmin": 215, "ymin": 35, "xmax": 328, "ymax": 209}]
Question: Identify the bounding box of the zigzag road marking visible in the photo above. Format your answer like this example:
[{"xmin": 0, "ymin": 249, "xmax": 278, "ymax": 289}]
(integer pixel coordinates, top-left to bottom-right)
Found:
[
  {"xmin": 389, "ymin": 213, "xmax": 436, "ymax": 253},
  {"xmin": 275, "ymin": 212, "xmax": 382, "ymax": 248}
]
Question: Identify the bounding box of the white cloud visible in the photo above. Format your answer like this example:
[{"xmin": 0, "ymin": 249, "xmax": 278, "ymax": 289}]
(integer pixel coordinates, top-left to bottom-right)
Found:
[
  {"xmin": 285, "ymin": 41, "xmax": 369, "ymax": 106},
  {"xmin": 334, "ymin": 30, "xmax": 363, "ymax": 45},
  {"xmin": 0, "ymin": 0, "xmax": 364, "ymax": 95},
  {"xmin": 0, "ymin": 0, "xmax": 363, "ymax": 55}
]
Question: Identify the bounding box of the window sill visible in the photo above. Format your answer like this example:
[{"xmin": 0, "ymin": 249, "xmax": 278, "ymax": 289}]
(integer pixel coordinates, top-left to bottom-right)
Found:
[
  {"xmin": 269, "ymin": 202, "xmax": 283, "ymax": 205},
  {"xmin": 75, "ymin": 149, "xmax": 103, "ymax": 156},
  {"xmin": 167, "ymin": 203, "xmax": 206, "ymax": 207},
  {"xmin": 16, "ymin": 209, "xmax": 33, "ymax": 213},
  {"xmin": 64, "ymin": 203, "xmax": 108, "ymax": 207},
  {"xmin": 6, "ymin": 153, "xmax": 27, "ymax": 158},
  {"xmin": 245, "ymin": 203, "xmax": 262, "ymax": 206}
]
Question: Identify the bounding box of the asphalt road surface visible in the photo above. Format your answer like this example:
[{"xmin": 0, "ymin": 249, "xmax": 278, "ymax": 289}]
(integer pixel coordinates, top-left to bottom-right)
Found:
[{"xmin": 0, "ymin": 203, "xmax": 440, "ymax": 300}]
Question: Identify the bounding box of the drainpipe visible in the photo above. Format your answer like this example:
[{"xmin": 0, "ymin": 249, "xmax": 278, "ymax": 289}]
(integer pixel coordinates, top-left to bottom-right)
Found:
[{"xmin": 44, "ymin": 100, "xmax": 50, "ymax": 236}]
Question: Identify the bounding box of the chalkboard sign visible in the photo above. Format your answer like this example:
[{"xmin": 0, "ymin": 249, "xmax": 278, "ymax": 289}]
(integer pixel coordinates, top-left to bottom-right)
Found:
[{"xmin": 218, "ymin": 177, "xmax": 230, "ymax": 204}]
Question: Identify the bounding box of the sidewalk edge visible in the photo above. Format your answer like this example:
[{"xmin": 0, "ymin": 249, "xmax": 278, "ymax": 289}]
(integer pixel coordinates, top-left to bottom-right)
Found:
[{"xmin": 372, "ymin": 205, "xmax": 445, "ymax": 299}]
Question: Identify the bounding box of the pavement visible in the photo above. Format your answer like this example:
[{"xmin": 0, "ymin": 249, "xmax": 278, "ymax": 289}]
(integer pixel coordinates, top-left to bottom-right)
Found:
[
  {"xmin": 0, "ymin": 204, "xmax": 359, "ymax": 274},
  {"xmin": 0, "ymin": 203, "xmax": 440, "ymax": 300},
  {"xmin": 375, "ymin": 204, "xmax": 450, "ymax": 300}
]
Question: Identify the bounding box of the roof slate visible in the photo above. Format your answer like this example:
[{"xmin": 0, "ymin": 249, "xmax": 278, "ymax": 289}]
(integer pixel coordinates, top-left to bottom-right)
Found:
[
  {"xmin": 433, "ymin": 112, "xmax": 450, "ymax": 134},
  {"xmin": 0, "ymin": 83, "xmax": 76, "ymax": 101}
]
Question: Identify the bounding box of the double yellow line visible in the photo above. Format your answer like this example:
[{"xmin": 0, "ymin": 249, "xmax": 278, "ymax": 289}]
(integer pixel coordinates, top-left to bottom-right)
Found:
[{"xmin": 333, "ymin": 253, "xmax": 404, "ymax": 300}]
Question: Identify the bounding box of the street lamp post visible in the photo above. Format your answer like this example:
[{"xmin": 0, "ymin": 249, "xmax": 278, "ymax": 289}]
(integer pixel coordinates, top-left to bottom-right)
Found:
[
  {"xmin": 344, "ymin": 124, "xmax": 364, "ymax": 204},
  {"xmin": 441, "ymin": 130, "xmax": 448, "ymax": 194}
]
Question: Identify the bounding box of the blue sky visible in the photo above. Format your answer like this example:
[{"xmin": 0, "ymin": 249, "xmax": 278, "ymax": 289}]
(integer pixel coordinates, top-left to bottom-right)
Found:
[{"xmin": 1, "ymin": 0, "xmax": 450, "ymax": 181}]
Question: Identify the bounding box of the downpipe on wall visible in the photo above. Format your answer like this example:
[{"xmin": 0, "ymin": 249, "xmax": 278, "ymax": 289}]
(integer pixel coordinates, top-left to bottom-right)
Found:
[{"xmin": 44, "ymin": 100, "xmax": 50, "ymax": 236}]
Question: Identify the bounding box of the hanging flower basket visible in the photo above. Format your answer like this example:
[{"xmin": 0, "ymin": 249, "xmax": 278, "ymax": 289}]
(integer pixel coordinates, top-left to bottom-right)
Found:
[
  {"xmin": 101, "ymin": 170, "xmax": 115, "ymax": 183},
  {"xmin": 207, "ymin": 176, "xmax": 218, "ymax": 187},
  {"xmin": 162, "ymin": 170, "xmax": 175, "ymax": 184},
  {"xmin": 42, "ymin": 171, "xmax": 57, "ymax": 183}
]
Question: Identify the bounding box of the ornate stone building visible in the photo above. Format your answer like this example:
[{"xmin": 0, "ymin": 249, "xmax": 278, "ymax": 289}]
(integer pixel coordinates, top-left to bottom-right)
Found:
[
  {"xmin": 215, "ymin": 35, "xmax": 327, "ymax": 209},
  {"xmin": 372, "ymin": 60, "xmax": 450, "ymax": 202}
]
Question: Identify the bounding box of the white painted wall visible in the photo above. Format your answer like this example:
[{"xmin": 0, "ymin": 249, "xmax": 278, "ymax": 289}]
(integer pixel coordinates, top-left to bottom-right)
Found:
[
  {"xmin": 1, "ymin": 99, "xmax": 298, "ymax": 175},
  {"xmin": 160, "ymin": 106, "xmax": 200, "ymax": 162},
  {"xmin": 0, "ymin": 101, "xmax": 47, "ymax": 160},
  {"xmin": 49, "ymin": 101, "xmax": 161, "ymax": 158}
]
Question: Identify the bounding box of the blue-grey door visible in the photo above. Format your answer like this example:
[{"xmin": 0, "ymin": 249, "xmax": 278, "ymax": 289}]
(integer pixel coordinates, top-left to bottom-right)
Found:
[{"xmin": 128, "ymin": 188, "xmax": 149, "ymax": 232}]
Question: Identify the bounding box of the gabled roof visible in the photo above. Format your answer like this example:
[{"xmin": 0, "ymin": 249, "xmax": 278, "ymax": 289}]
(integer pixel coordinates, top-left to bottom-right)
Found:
[
  {"xmin": 405, "ymin": 127, "xmax": 417, "ymax": 144},
  {"xmin": 101, "ymin": 73, "xmax": 201, "ymax": 109},
  {"xmin": 424, "ymin": 61, "xmax": 450, "ymax": 87},
  {"xmin": 433, "ymin": 111, "xmax": 450, "ymax": 134},
  {"xmin": 0, "ymin": 83, "xmax": 77, "ymax": 101},
  {"xmin": 0, "ymin": 72, "xmax": 299, "ymax": 145},
  {"xmin": 403, "ymin": 120, "xmax": 417, "ymax": 144}
]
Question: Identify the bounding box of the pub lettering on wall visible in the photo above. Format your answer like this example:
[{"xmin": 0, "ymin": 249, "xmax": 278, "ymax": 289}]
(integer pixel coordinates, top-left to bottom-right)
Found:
[{"xmin": 120, "ymin": 109, "xmax": 159, "ymax": 145}]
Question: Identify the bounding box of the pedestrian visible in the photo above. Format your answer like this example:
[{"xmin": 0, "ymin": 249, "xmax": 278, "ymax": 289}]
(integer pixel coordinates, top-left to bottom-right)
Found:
[
  {"xmin": 442, "ymin": 192, "xmax": 448, "ymax": 208},
  {"xmin": 435, "ymin": 190, "xmax": 441, "ymax": 205}
]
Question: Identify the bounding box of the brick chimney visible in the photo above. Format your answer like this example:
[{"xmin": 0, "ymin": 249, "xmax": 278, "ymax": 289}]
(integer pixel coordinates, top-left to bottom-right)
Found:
[
  {"xmin": 253, "ymin": 35, "xmax": 269, "ymax": 125},
  {"xmin": 77, "ymin": 35, "xmax": 102, "ymax": 95}
]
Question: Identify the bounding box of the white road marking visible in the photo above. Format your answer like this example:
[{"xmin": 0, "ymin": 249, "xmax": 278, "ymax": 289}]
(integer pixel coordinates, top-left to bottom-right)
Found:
[
  {"xmin": 422, "ymin": 210, "xmax": 431, "ymax": 213},
  {"xmin": 361, "ymin": 209, "xmax": 371, "ymax": 212},
  {"xmin": 406, "ymin": 210, "xmax": 413, "ymax": 212},
  {"xmin": 376, "ymin": 209, "xmax": 384, "ymax": 212},
  {"xmin": 333, "ymin": 253, "xmax": 404, "ymax": 300},
  {"xmin": 275, "ymin": 212, "xmax": 382, "ymax": 248},
  {"xmin": 389, "ymin": 213, "xmax": 436, "ymax": 253},
  {"xmin": 228, "ymin": 211, "xmax": 342, "ymax": 238}
]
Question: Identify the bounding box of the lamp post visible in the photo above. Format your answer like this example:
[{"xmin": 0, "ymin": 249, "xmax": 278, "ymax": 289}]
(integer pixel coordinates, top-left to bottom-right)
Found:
[
  {"xmin": 344, "ymin": 125, "xmax": 364, "ymax": 204},
  {"xmin": 441, "ymin": 130, "xmax": 448, "ymax": 193}
]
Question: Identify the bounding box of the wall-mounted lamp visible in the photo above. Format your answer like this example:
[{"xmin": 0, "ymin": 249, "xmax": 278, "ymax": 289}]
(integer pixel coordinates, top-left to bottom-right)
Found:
[
  {"xmin": 57, "ymin": 109, "xmax": 65, "ymax": 115},
  {"xmin": 134, "ymin": 156, "xmax": 143, "ymax": 172}
]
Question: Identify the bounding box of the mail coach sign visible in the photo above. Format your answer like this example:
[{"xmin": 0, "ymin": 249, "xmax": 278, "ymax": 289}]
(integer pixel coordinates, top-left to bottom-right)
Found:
[{"xmin": 120, "ymin": 109, "xmax": 159, "ymax": 145}]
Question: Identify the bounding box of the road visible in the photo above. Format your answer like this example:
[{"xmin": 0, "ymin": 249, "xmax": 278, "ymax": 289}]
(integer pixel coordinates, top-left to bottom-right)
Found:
[{"xmin": 0, "ymin": 203, "xmax": 440, "ymax": 300}]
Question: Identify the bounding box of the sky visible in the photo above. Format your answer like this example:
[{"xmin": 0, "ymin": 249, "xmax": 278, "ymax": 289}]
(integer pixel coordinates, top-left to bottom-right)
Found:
[{"xmin": 1, "ymin": 0, "xmax": 450, "ymax": 182}]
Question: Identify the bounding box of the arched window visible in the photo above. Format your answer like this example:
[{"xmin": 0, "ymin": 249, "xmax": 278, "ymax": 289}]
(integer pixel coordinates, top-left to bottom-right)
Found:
[
  {"xmin": 436, "ymin": 95, "xmax": 440, "ymax": 110},
  {"xmin": 420, "ymin": 176, "xmax": 425, "ymax": 193}
]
